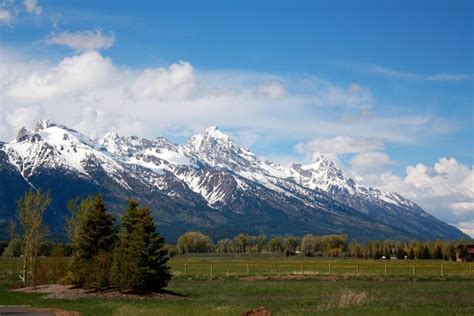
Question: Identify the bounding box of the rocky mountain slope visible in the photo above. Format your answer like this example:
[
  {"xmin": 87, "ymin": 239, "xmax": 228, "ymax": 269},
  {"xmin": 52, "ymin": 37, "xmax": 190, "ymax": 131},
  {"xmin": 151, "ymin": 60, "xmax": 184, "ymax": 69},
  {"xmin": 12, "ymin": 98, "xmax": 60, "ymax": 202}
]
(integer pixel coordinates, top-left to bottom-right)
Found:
[{"xmin": 0, "ymin": 120, "xmax": 467, "ymax": 241}]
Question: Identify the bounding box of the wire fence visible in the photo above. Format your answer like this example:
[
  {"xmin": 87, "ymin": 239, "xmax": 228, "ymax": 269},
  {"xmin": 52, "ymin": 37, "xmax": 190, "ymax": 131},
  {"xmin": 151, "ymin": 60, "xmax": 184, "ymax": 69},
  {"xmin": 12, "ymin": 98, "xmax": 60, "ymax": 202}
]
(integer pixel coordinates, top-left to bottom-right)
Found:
[{"xmin": 170, "ymin": 261, "xmax": 474, "ymax": 278}]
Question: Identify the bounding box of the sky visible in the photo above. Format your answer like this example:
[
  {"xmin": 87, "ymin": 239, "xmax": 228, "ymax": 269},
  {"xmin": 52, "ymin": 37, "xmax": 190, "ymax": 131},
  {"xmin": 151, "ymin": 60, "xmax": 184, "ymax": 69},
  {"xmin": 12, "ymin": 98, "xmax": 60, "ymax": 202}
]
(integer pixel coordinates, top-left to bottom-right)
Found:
[{"xmin": 0, "ymin": 0, "xmax": 473, "ymax": 236}]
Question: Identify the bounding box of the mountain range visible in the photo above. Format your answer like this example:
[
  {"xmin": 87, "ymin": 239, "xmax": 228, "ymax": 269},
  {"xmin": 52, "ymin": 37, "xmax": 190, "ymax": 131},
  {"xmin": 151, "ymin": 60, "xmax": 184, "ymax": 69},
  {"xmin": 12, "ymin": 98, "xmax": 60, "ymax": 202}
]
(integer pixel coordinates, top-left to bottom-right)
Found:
[{"xmin": 0, "ymin": 120, "xmax": 468, "ymax": 241}]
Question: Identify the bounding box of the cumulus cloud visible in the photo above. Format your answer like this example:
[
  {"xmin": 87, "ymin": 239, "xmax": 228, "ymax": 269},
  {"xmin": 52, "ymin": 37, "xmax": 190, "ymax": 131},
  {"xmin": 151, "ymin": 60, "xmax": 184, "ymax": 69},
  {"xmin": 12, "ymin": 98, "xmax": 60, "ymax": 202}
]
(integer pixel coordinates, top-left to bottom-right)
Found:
[
  {"xmin": 377, "ymin": 157, "xmax": 473, "ymax": 224},
  {"xmin": 0, "ymin": 49, "xmax": 461, "ymax": 150},
  {"xmin": 44, "ymin": 30, "xmax": 115, "ymax": 52},
  {"xmin": 257, "ymin": 81, "xmax": 286, "ymax": 98},
  {"xmin": 74, "ymin": 106, "xmax": 112, "ymax": 139},
  {"xmin": 24, "ymin": 0, "xmax": 42, "ymax": 15},
  {"xmin": 456, "ymin": 220, "xmax": 474, "ymax": 238},
  {"xmin": 349, "ymin": 151, "xmax": 393, "ymax": 186},
  {"xmin": 7, "ymin": 51, "xmax": 117, "ymax": 100},
  {"xmin": 132, "ymin": 61, "xmax": 196, "ymax": 100},
  {"xmin": 5, "ymin": 106, "xmax": 44, "ymax": 131},
  {"xmin": 0, "ymin": 9, "xmax": 13, "ymax": 25}
]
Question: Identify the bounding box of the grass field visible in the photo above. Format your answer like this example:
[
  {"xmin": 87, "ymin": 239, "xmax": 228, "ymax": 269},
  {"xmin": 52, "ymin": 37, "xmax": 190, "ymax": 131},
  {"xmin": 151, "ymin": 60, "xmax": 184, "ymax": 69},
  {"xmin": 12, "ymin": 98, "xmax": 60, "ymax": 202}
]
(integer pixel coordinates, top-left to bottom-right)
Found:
[{"xmin": 0, "ymin": 255, "xmax": 473, "ymax": 315}]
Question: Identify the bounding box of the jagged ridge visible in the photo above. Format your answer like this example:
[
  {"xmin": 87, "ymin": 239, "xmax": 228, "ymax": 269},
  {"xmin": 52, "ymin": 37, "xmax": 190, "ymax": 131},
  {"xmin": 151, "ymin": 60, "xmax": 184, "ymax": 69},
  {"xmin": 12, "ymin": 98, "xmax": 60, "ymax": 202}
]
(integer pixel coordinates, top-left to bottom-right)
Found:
[{"xmin": 0, "ymin": 120, "xmax": 467, "ymax": 241}]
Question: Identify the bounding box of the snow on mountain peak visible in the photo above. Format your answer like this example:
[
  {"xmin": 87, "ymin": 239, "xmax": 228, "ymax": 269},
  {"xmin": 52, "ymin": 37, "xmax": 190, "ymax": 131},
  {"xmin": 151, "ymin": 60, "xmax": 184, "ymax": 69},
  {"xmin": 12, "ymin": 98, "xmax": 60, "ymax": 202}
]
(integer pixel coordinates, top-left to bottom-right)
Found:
[
  {"xmin": 204, "ymin": 126, "xmax": 230, "ymax": 140},
  {"xmin": 4, "ymin": 120, "xmax": 416, "ymax": 211},
  {"xmin": 5, "ymin": 122, "xmax": 125, "ymax": 183},
  {"xmin": 33, "ymin": 119, "xmax": 54, "ymax": 132}
]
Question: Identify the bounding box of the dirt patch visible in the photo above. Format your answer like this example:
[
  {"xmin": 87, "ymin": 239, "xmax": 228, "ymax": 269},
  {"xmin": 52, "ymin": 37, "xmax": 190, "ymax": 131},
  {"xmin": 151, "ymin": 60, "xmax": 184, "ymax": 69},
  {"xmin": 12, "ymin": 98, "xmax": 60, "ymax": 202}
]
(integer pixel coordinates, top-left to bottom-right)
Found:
[
  {"xmin": 12, "ymin": 284, "xmax": 183, "ymax": 300},
  {"xmin": 241, "ymin": 275, "xmax": 353, "ymax": 282},
  {"xmin": 241, "ymin": 306, "xmax": 273, "ymax": 316}
]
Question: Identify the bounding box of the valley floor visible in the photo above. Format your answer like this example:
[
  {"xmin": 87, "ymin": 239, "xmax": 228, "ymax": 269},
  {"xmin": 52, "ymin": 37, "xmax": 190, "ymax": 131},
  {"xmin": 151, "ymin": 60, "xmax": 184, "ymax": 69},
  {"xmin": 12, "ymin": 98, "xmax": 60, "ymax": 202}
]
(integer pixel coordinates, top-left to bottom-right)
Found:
[{"xmin": 1, "ymin": 256, "xmax": 473, "ymax": 315}]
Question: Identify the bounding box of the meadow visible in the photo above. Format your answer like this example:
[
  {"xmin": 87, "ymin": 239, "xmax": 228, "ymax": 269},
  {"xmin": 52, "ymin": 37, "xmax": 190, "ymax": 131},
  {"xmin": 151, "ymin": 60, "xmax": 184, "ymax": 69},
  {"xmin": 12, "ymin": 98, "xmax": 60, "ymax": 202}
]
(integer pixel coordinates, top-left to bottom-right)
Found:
[{"xmin": 0, "ymin": 255, "xmax": 473, "ymax": 315}]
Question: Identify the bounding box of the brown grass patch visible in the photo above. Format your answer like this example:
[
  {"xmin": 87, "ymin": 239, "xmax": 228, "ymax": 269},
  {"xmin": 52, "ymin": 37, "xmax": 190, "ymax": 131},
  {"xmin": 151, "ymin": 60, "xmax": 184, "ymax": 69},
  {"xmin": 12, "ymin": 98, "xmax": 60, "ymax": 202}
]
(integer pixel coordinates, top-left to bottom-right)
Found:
[{"xmin": 318, "ymin": 289, "xmax": 371, "ymax": 311}]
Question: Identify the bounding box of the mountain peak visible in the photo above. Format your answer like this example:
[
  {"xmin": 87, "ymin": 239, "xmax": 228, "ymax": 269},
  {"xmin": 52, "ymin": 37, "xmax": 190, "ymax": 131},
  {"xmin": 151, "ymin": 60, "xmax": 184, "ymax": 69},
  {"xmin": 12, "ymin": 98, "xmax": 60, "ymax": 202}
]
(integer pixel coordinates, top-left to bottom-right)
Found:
[
  {"xmin": 33, "ymin": 119, "xmax": 55, "ymax": 132},
  {"xmin": 14, "ymin": 119, "xmax": 56, "ymax": 142},
  {"xmin": 302, "ymin": 153, "xmax": 337, "ymax": 171},
  {"xmin": 102, "ymin": 131, "xmax": 120, "ymax": 140},
  {"xmin": 203, "ymin": 126, "xmax": 231, "ymax": 142}
]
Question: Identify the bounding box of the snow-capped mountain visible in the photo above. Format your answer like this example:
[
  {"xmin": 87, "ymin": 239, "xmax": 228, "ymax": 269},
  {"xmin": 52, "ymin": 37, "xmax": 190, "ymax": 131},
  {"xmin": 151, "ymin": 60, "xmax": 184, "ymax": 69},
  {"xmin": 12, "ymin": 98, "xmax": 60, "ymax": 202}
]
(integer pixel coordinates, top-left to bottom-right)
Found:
[{"xmin": 0, "ymin": 120, "xmax": 467, "ymax": 241}]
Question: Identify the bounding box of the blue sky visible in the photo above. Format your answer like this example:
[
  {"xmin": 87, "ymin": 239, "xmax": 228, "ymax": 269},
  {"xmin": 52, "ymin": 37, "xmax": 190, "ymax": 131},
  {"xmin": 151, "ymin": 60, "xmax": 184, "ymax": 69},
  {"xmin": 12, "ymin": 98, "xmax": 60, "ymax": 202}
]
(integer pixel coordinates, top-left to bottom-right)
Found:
[{"xmin": 0, "ymin": 0, "xmax": 473, "ymax": 235}]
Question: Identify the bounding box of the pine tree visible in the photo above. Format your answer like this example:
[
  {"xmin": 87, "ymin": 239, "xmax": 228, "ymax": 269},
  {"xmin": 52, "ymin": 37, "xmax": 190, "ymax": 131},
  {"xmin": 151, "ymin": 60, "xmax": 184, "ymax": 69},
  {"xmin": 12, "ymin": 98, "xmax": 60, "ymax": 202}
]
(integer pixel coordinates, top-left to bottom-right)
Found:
[
  {"xmin": 434, "ymin": 245, "xmax": 443, "ymax": 260},
  {"xmin": 70, "ymin": 195, "xmax": 116, "ymax": 289},
  {"xmin": 420, "ymin": 246, "xmax": 431, "ymax": 259},
  {"xmin": 112, "ymin": 200, "xmax": 171, "ymax": 292},
  {"xmin": 408, "ymin": 248, "xmax": 415, "ymax": 259}
]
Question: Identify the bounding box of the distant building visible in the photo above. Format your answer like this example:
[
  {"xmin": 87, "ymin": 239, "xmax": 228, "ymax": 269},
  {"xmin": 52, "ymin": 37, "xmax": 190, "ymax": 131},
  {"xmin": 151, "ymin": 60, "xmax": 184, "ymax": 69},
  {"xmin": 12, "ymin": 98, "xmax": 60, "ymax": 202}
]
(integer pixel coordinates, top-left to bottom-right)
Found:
[{"xmin": 456, "ymin": 244, "xmax": 474, "ymax": 262}]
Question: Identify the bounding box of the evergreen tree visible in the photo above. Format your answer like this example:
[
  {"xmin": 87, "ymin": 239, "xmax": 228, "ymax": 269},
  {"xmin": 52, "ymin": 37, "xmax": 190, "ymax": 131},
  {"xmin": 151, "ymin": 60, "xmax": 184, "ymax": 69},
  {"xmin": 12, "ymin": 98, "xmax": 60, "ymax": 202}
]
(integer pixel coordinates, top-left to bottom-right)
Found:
[
  {"xmin": 434, "ymin": 245, "xmax": 443, "ymax": 260},
  {"xmin": 112, "ymin": 200, "xmax": 171, "ymax": 292},
  {"xmin": 70, "ymin": 195, "xmax": 116, "ymax": 289},
  {"xmin": 408, "ymin": 248, "xmax": 415, "ymax": 259},
  {"xmin": 420, "ymin": 246, "xmax": 431, "ymax": 259},
  {"xmin": 396, "ymin": 247, "xmax": 407, "ymax": 260}
]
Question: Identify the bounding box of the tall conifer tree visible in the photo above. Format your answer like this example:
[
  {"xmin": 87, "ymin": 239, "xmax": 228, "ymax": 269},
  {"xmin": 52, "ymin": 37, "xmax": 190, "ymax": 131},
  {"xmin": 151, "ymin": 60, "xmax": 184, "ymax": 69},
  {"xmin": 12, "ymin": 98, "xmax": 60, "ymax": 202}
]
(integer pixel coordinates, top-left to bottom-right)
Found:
[
  {"xmin": 70, "ymin": 195, "xmax": 116, "ymax": 289},
  {"xmin": 112, "ymin": 200, "xmax": 171, "ymax": 292}
]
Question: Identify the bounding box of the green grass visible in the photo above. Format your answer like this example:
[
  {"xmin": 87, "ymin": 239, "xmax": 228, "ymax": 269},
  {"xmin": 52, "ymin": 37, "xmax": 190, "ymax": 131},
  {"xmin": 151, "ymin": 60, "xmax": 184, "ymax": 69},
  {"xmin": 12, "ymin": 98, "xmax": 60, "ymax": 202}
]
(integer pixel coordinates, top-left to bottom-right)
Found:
[
  {"xmin": 168, "ymin": 255, "xmax": 473, "ymax": 278},
  {"xmin": 0, "ymin": 256, "xmax": 473, "ymax": 315}
]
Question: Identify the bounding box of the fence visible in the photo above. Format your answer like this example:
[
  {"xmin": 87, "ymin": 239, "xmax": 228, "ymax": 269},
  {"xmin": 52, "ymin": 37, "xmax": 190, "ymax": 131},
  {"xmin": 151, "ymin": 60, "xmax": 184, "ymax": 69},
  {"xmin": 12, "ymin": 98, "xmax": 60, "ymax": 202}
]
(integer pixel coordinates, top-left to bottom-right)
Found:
[{"xmin": 171, "ymin": 261, "xmax": 473, "ymax": 278}]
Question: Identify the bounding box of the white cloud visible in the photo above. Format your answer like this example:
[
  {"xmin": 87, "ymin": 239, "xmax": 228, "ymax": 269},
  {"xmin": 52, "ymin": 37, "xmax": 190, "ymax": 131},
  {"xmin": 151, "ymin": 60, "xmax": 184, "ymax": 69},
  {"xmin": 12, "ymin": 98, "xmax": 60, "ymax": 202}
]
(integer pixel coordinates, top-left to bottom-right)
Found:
[
  {"xmin": 349, "ymin": 151, "xmax": 392, "ymax": 186},
  {"xmin": 450, "ymin": 202, "xmax": 474, "ymax": 216},
  {"xmin": 132, "ymin": 61, "xmax": 196, "ymax": 100},
  {"xmin": 368, "ymin": 64, "xmax": 473, "ymax": 82},
  {"xmin": 5, "ymin": 106, "xmax": 43, "ymax": 131},
  {"xmin": 0, "ymin": 49, "xmax": 460, "ymax": 150},
  {"xmin": 7, "ymin": 51, "xmax": 117, "ymax": 100},
  {"xmin": 377, "ymin": 157, "xmax": 473, "ymax": 224},
  {"xmin": 2, "ymin": 106, "xmax": 44, "ymax": 140},
  {"xmin": 74, "ymin": 106, "xmax": 112, "ymax": 139},
  {"xmin": 257, "ymin": 81, "xmax": 286, "ymax": 99},
  {"xmin": 295, "ymin": 136, "xmax": 384, "ymax": 155},
  {"xmin": 350, "ymin": 151, "xmax": 391, "ymax": 169},
  {"xmin": 24, "ymin": 0, "xmax": 42, "ymax": 15},
  {"xmin": 44, "ymin": 30, "xmax": 115, "ymax": 52},
  {"xmin": 456, "ymin": 220, "xmax": 474, "ymax": 238},
  {"xmin": 0, "ymin": 9, "xmax": 13, "ymax": 25}
]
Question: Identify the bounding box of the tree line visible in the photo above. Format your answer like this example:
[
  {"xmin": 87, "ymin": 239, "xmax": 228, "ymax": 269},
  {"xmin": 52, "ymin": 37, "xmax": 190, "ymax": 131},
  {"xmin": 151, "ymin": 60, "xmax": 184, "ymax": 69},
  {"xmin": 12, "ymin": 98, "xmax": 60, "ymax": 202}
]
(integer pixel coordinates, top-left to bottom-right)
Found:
[
  {"xmin": 2, "ymin": 190, "xmax": 171, "ymax": 292},
  {"xmin": 173, "ymin": 231, "xmax": 468, "ymax": 261}
]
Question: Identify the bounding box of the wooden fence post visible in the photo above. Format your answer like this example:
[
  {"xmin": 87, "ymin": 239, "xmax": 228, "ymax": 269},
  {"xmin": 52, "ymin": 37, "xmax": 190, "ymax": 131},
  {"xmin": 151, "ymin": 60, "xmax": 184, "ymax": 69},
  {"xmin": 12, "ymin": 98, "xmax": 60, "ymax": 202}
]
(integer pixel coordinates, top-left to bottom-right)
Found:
[
  {"xmin": 440, "ymin": 263, "xmax": 443, "ymax": 277},
  {"xmin": 384, "ymin": 263, "xmax": 387, "ymax": 276},
  {"xmin": 210, "ymin": 264, "xmax": 213, "ymax": 279},
  {"xmin": 412, "ymin": 263, "xmax": 416, "ymax": 277},
  {"xmin": 356, "ymin": 263, "xmax": 359, "ymax": 276},
  {"xmin": 300, "ymin": 263, "xmax": 304, "ymax": 276},
  {"xmin": 184, "ymin": 264, "xmax": 187, "ymax": 276},
  {"xmin": 328, "ymin": 263, "xmax": 331, "ymax": 276}
]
